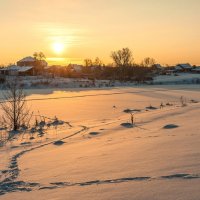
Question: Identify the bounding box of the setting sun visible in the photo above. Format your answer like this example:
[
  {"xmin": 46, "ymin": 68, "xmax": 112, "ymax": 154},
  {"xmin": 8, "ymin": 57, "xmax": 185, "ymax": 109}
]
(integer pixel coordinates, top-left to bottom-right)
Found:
[{"xmin": 52, "ymin": 42, "xmax": 65, "ymax": 54}]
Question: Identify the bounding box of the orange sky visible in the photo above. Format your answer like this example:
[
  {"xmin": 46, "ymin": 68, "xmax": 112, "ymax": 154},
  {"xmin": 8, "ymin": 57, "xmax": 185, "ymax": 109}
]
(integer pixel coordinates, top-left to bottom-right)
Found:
[{"xmin": 1, "ymin": 0, "xmax": 200, "ymax": 66}]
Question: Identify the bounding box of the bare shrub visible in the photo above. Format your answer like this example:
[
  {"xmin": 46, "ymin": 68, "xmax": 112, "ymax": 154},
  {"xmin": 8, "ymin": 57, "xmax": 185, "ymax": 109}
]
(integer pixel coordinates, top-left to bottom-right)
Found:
[
  {"xmin": 0, "ymin": 77, "xmax": 31, "ymax": 132},
  {"xmin": 180, "ymin": 96, "xmax": 187, "ymax": 107}
]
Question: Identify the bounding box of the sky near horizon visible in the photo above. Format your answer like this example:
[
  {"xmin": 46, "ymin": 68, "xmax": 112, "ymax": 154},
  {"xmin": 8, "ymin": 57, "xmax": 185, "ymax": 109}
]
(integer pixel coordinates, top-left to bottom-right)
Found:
[{"xmin": 1, "ymin": 0, "xmax": 200, "ymax": 66}]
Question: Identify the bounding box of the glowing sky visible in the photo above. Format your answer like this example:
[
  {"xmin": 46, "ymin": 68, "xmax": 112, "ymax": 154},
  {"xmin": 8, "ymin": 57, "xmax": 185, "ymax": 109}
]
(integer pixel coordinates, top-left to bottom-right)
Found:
[{"xmin": 1, "ymin": 0, "xmax": 200, "ymax": 66}]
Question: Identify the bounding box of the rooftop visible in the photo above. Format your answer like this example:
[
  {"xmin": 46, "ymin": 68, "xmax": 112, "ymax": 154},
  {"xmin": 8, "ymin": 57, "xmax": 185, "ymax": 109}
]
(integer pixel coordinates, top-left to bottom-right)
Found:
[
  {"xmin": 0, "ymin": 65, "xmax": 33, "ymax": 72},
  {"xmin": 18, "ymin": 56, "xmax": 36, "ymax": 63}
]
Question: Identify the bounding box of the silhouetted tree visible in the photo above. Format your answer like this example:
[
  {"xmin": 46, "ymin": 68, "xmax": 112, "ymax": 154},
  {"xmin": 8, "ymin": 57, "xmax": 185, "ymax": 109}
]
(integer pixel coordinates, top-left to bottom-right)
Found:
[
  {"xmin": 111, "ymin": 48, "xmax": 133, "ymax": 67},
  {"xmin": 133, "ymin": 66, "xmax": 153, "ymax": 83},
  {"xmin": 33, "ymin": 52, "xmax": 46, "ymax": 75},
  {"xmin": 141, "ymin": 57, "xmax": 156, "ymax": 67},
  {"xmin": 94, "ymin": 57, "xmax": 103, "ymax": 67},
  {"xmin": 84, "ymin": 59, "xmax": 93, "ymax": 67},
  {"xmin": 33, "ymin": 52, "xmax": 46, "ymax": 61}
]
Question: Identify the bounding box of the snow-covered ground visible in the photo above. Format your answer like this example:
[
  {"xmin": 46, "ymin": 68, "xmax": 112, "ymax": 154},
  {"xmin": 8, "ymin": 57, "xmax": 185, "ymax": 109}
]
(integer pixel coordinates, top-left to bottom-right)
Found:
[
  {"xmin": 2, "ymin": 73, "xmax": 200, "ymax": 90},
  {"xmin": 153, "ymin": 73, "xmax": 200, "ymax": 85},
  {"xmin": 0, "ymin": 85, "xmax": 200, "ymax": 200}
]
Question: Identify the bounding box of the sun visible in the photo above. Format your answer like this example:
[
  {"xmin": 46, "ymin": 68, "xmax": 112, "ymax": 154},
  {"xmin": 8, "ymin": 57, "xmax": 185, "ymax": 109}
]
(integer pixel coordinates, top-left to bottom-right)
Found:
[{"xmin": 52, "ymin": 42, "xmax": 65, "ymax": 54}]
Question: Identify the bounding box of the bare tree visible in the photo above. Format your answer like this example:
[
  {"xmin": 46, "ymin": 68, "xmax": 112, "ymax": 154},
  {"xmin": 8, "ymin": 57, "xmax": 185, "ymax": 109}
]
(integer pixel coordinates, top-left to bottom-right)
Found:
[
  {"xmin": 141, "ymin": 57, "xmax": 156, "ymax": 67},
  {"xmin": 84, "ymin": 59, "xmax": 93, "ymax": 67},
  {"xmin": 84, "ymin": 57, "xmax": 103, "ymax": 67},
  {"xmin": 111, "ymin": 48, "xmax": 133, "ymax": 67},
  {"xmin": 0, "ymin": 78, "xmax": 30, "ymax": 131},
  {"xmin": 94, "ymin": 57, "xmax": 103, "ymax": 66},
  {"xmin": 33, "ymin": 52, "xmax": 46, "ymax": 61},
  {"xmin": 33, "ymin": 52, "xmax": 46, "ymax": 75}
]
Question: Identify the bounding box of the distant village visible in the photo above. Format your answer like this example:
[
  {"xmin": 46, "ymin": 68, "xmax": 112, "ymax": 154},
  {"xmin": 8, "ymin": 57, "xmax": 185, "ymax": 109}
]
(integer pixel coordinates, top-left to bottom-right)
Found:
[{"xmin": 0, "ymin": 52, "xmax": 200, "ymax": 85}]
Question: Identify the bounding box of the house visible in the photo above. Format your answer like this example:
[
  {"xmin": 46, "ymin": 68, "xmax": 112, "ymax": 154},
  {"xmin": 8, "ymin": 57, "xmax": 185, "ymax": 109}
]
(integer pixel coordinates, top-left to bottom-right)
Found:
[
  {"xmin": 175, "ymin": 64, "xmax": 193, "ymax": 72},
  {"xmin": 152, "ymin": 64, "xmax": 165, "ymax": 74},
  {"xmin": 152, "ymin": 64, "xmax": 163, "ymax": 69},
  {"xmin": 17, "ymin": 56, "xmax": 48, "ymax": 75},
  {"xmin": 174, "ymin": 65, "xmax": 183, "ymax": 72},
  {"xmin": 17, "ymin": 57, "xmax": 36, "ymax": 66},
  {"xmin": 192, "ymin": 67, "xmax": 200, "ymax": 74},
  {"xmin": 0, "ymin": 65, "xmax": 33, "ymax": 76},
  {"xmin": 17, "ymin": 56, "xmax": 47, "ymax": 68},
  {"xmin": 68, "ymin": 64, "xmax": 83, "ymax": 72}
]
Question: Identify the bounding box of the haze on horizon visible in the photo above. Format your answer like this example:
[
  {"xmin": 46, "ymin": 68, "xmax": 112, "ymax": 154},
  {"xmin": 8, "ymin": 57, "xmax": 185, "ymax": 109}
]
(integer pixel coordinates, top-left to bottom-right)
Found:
[{"xmin": 1, "ymin": 0, "xmax": 200, "ymax": 66}]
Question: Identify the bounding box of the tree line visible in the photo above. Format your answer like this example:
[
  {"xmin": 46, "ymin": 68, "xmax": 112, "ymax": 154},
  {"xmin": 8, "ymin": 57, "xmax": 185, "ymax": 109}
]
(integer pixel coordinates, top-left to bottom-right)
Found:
[{"xmin": 48, "ymin": 48, "xmax": 156, "ymax": 83}]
